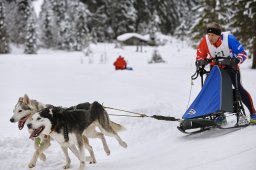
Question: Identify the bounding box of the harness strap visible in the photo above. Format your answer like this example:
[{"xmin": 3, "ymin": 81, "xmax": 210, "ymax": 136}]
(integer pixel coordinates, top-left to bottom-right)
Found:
[
  {"xmin": 105, "ymin": 106, "xmax": 179, "ymax": 122},
  {"xmin": 50, "ymin": 123, "xmax": 69, "ymax": 142},
  {"xmin": 64, "ymin": 125, "xmax": 69, "ymax": 142}
]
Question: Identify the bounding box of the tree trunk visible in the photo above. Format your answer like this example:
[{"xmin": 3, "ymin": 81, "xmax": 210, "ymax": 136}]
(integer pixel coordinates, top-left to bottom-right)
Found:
[{"xmin": 252, "ymin": 47, "xmax": 256, "ymax": 69}]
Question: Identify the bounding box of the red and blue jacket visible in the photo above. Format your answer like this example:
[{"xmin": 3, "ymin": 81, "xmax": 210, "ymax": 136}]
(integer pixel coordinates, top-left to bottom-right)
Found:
[{"xmin": 196, "ymin": 33, "xmax": 247, "ymax": 65}]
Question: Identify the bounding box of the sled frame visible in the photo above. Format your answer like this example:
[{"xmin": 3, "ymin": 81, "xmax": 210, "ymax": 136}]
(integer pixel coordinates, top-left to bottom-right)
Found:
[{"xmin": 179, "ymin": 57, "xmax": 249, "ymax": 134}]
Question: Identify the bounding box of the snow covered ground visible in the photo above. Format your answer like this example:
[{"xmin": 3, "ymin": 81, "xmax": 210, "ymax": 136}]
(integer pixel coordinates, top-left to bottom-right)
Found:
[{"xmin": 1, "ymin": 39, "xmax": 256, "ymax": 170}]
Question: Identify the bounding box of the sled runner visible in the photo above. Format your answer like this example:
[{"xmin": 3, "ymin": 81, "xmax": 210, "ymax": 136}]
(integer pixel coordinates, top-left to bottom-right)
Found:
[{"xmin": 177, "ymin": 57, "xmax": 250, "ymax": 134}]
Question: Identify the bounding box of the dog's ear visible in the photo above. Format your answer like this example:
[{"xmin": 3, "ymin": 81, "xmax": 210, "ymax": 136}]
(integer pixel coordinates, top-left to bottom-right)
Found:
[
  {"xmin": 51, "ymin": 107, "xmax": 57, "ymax": 113},
  {"xmin": 18, "ymin": 97, "xmax": 23, "ymax": 103},
  {"xmin": 40, "ymin": 108, "xmax": 52, "ymax": 118},
  {"xmin": 51, "ymin": 107, "xmax": 62, "ymax": 114},
  {"xmin": 23, "ymin": 94, "xmax": 31, "ymax": 105}
]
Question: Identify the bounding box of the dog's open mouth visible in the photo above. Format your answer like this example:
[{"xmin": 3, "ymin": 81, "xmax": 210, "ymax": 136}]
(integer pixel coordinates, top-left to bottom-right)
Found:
[
  {"xmin": 30, "ymin": 126, "xmax": 45, "ymax": 139},
  {"xmin": 18, "ymin": 114, "xmax": 31, "ymax": 130}
]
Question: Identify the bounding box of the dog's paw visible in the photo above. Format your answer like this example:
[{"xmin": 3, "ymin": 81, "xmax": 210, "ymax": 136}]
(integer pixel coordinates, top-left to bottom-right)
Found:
[
  {"xmin": 28, "ymin": 162, "xmax": 36, "ymax": 168},
  {"xmin": 39, "ymin": 153, "xmax": 46, "ymax": 161},
  {"xmin": 120, "ymin": 141, "xmax": 128, "ymax": 148},
  {"xmin": 89, "ymin": 159, "xmax": 96, "ymax": 164},
  {"xmin": 79, "ymin": 162, "xmax": 85, "ymax": 170},
  {"xmin": 86, "ymin": 156, "xmax": 96, "ymax": 164},
  {"xmin": 106, "ymin": 150, "xmax": 110, "ymax": 156},
  {"xmin": 63, "ymin": 164, "xmax": 70, "ymax": 169},
  {"xmin": 103, "ymin": 147, "xmax": 110, "ymax": 156}
]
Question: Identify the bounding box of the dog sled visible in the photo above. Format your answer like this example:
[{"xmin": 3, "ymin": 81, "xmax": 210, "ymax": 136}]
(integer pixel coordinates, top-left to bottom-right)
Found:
[
  {"xmin": 177, "ymin": 57, "xmax": 250, "ymax": 134},
  {"xmin": 99, "ymin": 57, "xmax": 251, "ymax": 135}
]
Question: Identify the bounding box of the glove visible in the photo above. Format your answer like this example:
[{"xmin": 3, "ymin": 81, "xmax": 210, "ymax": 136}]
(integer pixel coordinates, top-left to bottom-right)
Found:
[
  {"xmin": 220, "ymin": 59, "xmax": 232, "ymax": 66},
  {"xmin": 196, "ymin": 60, "xmax": 208, "ymax": 67},
  {"xmin": 234, "ymin": 58, "xmax": 241, "ymax": 64},
  {"xmin": 236, "ymin": 55, "xmax": 245, "ymax": 64},
  {"xmin": 220, "ymin": 58, "xmax": 238, "ymax": 67}
]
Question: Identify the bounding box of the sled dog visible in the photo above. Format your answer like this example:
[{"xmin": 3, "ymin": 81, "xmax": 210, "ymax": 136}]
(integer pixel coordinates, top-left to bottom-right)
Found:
[
  {"xmin": 10, "ymin": 94, "xmax": 127, "ymax": 168},
  {"xmin": 27, "ymin": 102, "xmax": 115, "ymax": 169}
]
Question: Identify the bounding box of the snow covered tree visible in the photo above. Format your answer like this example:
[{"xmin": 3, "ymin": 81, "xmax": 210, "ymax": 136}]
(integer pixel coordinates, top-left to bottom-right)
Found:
[
  {"xmin": 24, "ymin": 17, "xmax": 37, "ymax": 54},
  {"xmin": 51, "ymin": 0, "xmax": 66, "ymax": 24},
  {"xmin": 58, "ymin": 15, "xmax": 74, "ymax": 50},
  {"xmin": 149, "ymin": 0, "xmax": 180, "ymax": 35},
  {"xmin": 3, "ymin": 0, "xmax": 16, "ymax": 44},
  {"xmin": 0, "ymin": 1, "xmax": 10, "ymax": 53},
  {"xmin": 39, "ymin": 0, "xmax": 91, "ymax": 50},
  {"xmin": 50, "ymin": 0, "xmax": 69, "ymax": 49},
  {"xmin": 39, "ymin": 0, "xmax": 58, "ymax": 48},
  {"xmin": 106, "ymin": 0, "xmax": 136, "ymax": 39},
  {"xmin": 81, "ymin": 0, "xmax": 106, "ymax": 42},
  {"xmin": 189, "ymin": 0, "xmax": 230, "ymax": 46},
  {"xmin": 69, "ymin": 0, "xmax": 90, "ymax": 50},
  {"xmin": 12, "ymin": 0, "xmax": 34, "ymax": 45},
  {"xmin": 229, "ymin": 0, "xmax": 256, "ymax": 57},
  {"xmin": 246, "ymin": 1, "xmax": 256, "ymax": 51},
  {"xmin": 134, "ymin": 0, "xmax": 151, "ymax": 34},
  {"xmin": 148, "ymin": 49, "xmax": 166, "ymax": 64},
  {"xmin": 74, "ymin": 9, "xmax": 90, "ymax": 50},
  {"xmin": 175, "ymin": 0, "xmax": 198, "ymax": 39},
  {"xmin": 148, "ymin": 10, "xmax": 160, "ymax": 45},
  {"xmin": 84, "ymin": 0, "xmax": 137, "ymax": 42}
]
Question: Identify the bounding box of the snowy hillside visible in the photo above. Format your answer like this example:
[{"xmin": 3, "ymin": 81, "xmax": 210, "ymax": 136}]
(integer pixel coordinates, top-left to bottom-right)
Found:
[{"xmin": 1, "ymin": 39, "xmax": 256, "ymax": 170}]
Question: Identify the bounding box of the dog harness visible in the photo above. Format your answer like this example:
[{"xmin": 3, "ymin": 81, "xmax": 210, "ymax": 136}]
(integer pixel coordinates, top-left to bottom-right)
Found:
[
  {"xmin": 50, "ymin": 124, "xmax": 69, "ymax": 142},
  {"xmin": 64, "ymin": 125, "xmax": 69, "ymax": 142}
]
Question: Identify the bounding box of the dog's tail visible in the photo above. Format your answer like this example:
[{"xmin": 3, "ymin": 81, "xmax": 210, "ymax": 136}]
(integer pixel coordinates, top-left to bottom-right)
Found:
[
  {"xmin": 109, "ymin": 120, "xmax": 126, "ymax": 132},
  {"xmin": 90, "ymin": 101, "xmax": 128, "ymax": 148},
  {"xmin": 90, "ymin": 101, "xmax": 125, "ymax": 134}
]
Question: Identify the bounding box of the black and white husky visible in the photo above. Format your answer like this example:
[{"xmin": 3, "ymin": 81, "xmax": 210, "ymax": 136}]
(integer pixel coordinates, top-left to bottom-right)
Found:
[
  {"xmin": 10, "ymin": 94, "xmax": 127, "ymax": 168},
  {"xmin": 27, "ymin": 102, "xmax": 120, "ymax": 169}
]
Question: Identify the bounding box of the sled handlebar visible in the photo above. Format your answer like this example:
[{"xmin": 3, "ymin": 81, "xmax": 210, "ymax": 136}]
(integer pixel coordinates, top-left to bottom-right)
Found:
[
  {"xmin": 192, "ymin": 57, "xmax": 239, "ymax": 80},
  {"xmin": 205, "ymin": 57, "xmax": 239, "ymax": 67}
]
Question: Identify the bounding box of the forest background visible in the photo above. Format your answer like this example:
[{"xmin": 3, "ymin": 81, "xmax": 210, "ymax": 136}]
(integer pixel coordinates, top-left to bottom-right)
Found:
[{"xmin": 0, "ymin": 0, "xmax": 255, "ymax": 68}]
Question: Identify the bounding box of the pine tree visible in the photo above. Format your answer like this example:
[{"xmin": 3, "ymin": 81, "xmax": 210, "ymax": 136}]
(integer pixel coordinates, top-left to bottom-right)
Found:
[
  {"xmin": 13, "ymin": 0, "xmax": 34, "ymax": 45},
  {"xmin": 147, "ymin": 10, "xmax": 160, "ymax": 45},
  {"xmin": 134, "ymin": 0, "xmax": 152, "ymax": 34},
  {"xmin": 70, "ymin": 0, "xmax": 89, "ymax": 50},
  {"xmin": 24, "ymin": 17, "xmax": 37, "ymax": 54},
  {"xmin": 106, "ymin": 0, "xmax": 136, "ymax": 39},
  {"xmin": 0, "ymin": 2, "xmax": 10, "ymax": 53},
  {"xmin": 39, "ymin": 0, "xmax": 57, "ymax": 48},
  {"xmin": 248, "ymin": 1, "xmax": 256, "ymax": 53},
  {"xmin": 149, "ymin": 49, "xmax": 166, "ymax": 64},
  {"xmin": 150, "ymin": 0, "xmax": 180, "ymax": 35},
  {"xmin": 51, "ymin": 0, "xmax": 68, "ymax": 49},
  {"xmin": 81, "ymin": 0, "xmax": 106, "ymax": 42},
  {"xmin": 74, "ymin": 9, "xmax": 89, "ymax": 50},
  {"xmin": 248, "ymin": 0, "xmax": 256, "ymax": 69},
  {"xmin": 59, "ymin": 14, "xmax": 77, "ymax": 51},
  {"xmin": 84, "ymin": 0, "xmax": 137, "ymax": 42},
  {"xmin": 51, "ymin": 0, "xmax": 66, "ymax": 24},
  {"xmin": 189, "ymin": 0, "xmax": 230, "ymax": 46},
  {"xmin": 230, "ymin": 0, "xmax": 256, "ymax": 58},
  {"xmin": 175, "ymin": 0, "xmax": 198, "ymax": 39}
]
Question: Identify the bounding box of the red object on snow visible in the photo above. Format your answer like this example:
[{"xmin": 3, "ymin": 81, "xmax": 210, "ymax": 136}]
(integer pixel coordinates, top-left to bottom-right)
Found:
[{"xmin": 113, "ymin": 56, "xmax": 127, "ymax": 70}]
